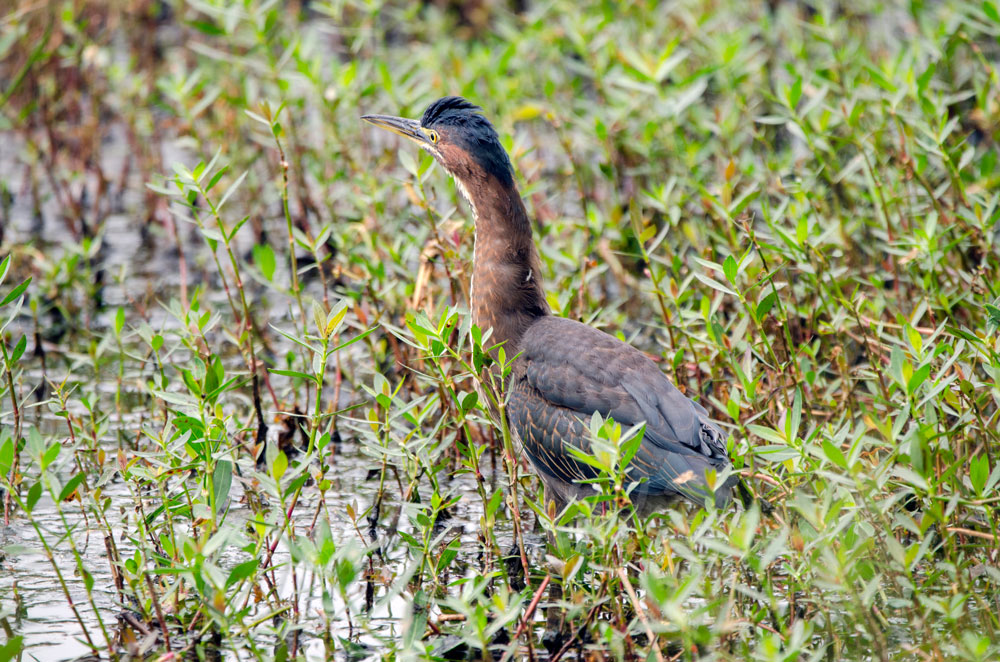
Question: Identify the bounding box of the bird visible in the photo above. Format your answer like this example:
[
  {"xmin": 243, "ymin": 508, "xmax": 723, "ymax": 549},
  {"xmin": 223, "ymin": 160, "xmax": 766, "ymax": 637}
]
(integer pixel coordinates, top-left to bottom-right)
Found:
[{"xmin": 362, "ymin": 96, "xmax": 736, "ymax": 513}]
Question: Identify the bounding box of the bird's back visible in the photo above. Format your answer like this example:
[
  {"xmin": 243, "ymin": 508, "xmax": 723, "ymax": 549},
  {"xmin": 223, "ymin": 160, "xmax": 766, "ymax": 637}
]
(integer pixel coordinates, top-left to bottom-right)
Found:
[{"xmin": 506, "ymin": 316, "xmax": 734, "ymax": 510}]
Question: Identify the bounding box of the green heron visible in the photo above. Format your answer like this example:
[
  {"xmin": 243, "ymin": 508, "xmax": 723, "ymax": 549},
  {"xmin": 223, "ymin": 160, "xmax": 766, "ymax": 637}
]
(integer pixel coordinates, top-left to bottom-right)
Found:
[{"xmin": 363, "ymin": 97, "xmax": 735, "ymax": 512}]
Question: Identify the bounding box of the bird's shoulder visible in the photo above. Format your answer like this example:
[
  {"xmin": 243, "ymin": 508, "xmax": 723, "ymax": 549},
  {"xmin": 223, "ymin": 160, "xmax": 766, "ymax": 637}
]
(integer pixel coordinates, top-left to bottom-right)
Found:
[{"xmin": 519, "ymin": 316, "xmax": 654, "ymax": 371}]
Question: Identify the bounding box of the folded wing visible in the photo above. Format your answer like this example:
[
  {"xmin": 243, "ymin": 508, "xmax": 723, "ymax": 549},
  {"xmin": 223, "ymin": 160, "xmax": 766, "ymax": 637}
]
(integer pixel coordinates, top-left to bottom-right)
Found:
[{"xmin": 507, "ymin": 316, "xmax": 733, "ymax": 507}]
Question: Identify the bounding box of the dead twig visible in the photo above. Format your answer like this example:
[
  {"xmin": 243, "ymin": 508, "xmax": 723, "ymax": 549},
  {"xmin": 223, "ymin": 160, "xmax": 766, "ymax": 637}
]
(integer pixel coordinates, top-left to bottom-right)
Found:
[
  {"xmin": 500, "ymin": 574, "xmax": 550, "ymax": 662},
  {"xmin": 616, "ymin": 567, "xmax": 666, "ymax": 662}
]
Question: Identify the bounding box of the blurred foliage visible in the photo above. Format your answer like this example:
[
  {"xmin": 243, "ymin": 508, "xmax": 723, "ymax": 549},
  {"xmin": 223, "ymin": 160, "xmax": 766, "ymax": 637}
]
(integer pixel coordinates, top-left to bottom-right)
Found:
[{"xmin": 1, "ymin": 0, "xmax": 999, "ymax": 660}]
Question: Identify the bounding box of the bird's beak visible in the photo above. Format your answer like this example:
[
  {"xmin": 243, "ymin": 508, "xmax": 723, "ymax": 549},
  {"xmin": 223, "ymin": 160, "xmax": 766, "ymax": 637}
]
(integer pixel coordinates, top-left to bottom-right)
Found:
[{"xmin": 361, "ymin": 114, "xmax": 428, "ymax": 145}]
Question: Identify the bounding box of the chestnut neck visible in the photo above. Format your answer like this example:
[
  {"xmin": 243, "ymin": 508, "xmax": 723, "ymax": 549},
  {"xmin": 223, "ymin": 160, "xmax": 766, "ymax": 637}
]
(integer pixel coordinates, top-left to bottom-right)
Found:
[{"xmin": 460, "ymin": 176, "xmax": 549, "ymax": 357}]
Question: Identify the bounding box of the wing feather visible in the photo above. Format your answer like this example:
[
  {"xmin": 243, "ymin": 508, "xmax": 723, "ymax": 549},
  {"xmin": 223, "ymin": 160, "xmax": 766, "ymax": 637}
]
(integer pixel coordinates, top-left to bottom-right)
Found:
[{"xmin": 507, "ymin": 316, "xmax": 733, "ymax": 506}]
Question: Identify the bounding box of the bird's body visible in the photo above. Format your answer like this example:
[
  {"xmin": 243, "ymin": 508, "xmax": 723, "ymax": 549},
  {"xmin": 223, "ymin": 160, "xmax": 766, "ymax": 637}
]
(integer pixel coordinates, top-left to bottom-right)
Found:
[
  {"xmin": 364, "ymin": 97, "xmax": 734, "ymax": 512},
  {"xmin": 509, "ymin": 316, "xmax": 733, "ymax": 511}
]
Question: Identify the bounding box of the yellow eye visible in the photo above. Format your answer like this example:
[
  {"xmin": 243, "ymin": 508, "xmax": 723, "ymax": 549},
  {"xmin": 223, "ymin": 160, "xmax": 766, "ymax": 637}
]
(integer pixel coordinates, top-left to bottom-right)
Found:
[{"xmin": 427, "ymin": 130, "xmax": 439, "ymax": 143}]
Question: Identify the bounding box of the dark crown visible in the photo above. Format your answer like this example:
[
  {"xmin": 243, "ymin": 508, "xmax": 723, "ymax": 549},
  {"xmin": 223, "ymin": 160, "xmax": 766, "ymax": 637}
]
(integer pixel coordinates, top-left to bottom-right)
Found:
[
  {"xmin": 420, "ymin": 96, "xmax": 514, "ymax": 187},
  {"xmin": 420, "ymin": 96, "xmax": 482, "ymax": 127}
]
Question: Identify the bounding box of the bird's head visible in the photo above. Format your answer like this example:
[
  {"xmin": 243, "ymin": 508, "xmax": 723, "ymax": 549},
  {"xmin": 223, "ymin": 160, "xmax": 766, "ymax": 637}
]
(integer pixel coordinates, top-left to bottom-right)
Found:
[{"xmin": 362, "ymin": 96, "xmax": 515, "ymax": 190}]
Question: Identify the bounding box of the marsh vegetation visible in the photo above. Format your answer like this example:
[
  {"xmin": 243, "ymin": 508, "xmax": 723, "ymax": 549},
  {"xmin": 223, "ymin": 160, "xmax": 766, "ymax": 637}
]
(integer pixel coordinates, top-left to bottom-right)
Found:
[{"xmin": 1, "ymin": 1, "xmax": 999, "ymax": 660}]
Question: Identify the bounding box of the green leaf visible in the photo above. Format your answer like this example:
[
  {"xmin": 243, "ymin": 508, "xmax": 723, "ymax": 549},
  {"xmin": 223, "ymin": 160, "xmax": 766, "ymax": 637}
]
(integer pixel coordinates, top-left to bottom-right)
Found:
[
  {"xmin": 181, "ymin": 368, "xmax": 202, "ymax": 398},
  {"xmin": 984, "ymin": 303, "xmax": 1000, "ymax": 334},
  {"xmin": 189, "ymin": 19, "xmax": 225, "ymax": 36},
  {"xmin": 1, "ymin": 276, "xmax": 31, "ymax": 306},
  {"xmin": 563, "ymin": 554, "xmax": 584, "ymax": 583},
  {"xmin": 907, "ymin": 364, "xmax": 931, "ymax": 396},
  {"xmin": 145, "ymin": 181, "xmax": 177, "ymax": 197},
  {"xmin": 865, "ymin": 64, "xmax": 896, "ymax": 93},
  {"xmin": 985, "ymin": 461, "xmax": 1000, "ymax": 493},
  {"xmin": 270, "ymin": 368, "xmax": 319, "ymax": 384},
  {"xmin": 41, "ymin": 443, "xmax": 60, "ymax": 470},
  {"xmin": 904, "ymin": 323, "xmax": 922, "ymax": 354},
  {"xmin": 566, "ymin": 444, "xmax": 612, "ymax": 472},
  {"xmin": 0, "ymin": 635, "xmax": 24, "ymax": 662},
  {"xmin": 822, "ymin": 440, "xmax": 848, "ymax": 470},
  {"xmin": 460, "ymin": 391, "xmax": 478, "ymax": 414},
  {"xmin": 226, "ymin": 559, "xmax": 260, "ymax": 587},
  {"xmin": 25, "ymin": 481, "xmax": 41, "ymax": 513},
  {"xmin": 437, "ymin": 539, "xmax": 461, "ymax": 570},
  {"xmin": 325, "ymin": 303, "xmax": 349, "ymax": 338},
  {"xmin": 399, "ymin": 149, "xmax": 418, "ymax": 177},
  {"xmin": 217, "ymin": 170, "xmax": 248, "ymax": 211},
  {"xmin": 10, "ymin": 334, "xmax": 26, "ymax": 363},
  {"xmin": 693, "ymin": 270, "xmax": 737, "ymax": 297},
  {"xmin": 486, "ymin": 488, "xmax": 504, "ymax": 517},
  {"xmin": 969, "ymin": 455, "xmax": 988, "ymax": 496},
  {"xmin": 910, "ymin": 433, "xmax": 927, "ymax": 476},
  {"xmin": 753, "ymin": 445, "xmax": 797, "ymax": 462},
  {"xmin": 889, "ymin": 346, "xmax": 906, "ymax": 388},
  {"xmin": 25, "ymin": 427, "xmax": 43, "ymax": 459},
  {"xmin": 253, "ymin": 243, "xmax": 276, "ymax": 281},
  {"xmin": 199, "ymin": 226, "xmax": 223, "ymax": 246},
  {"xmin": 754, "ymin": 115, "xmax": 789, "ymax": 125},
  {"xmin": 328, "ymin": 325, "xmax": 378, "ymax": 354},
  {"xmin": 916, "ymin": 62, "xmax": 935, "ymax": 97},
  {"xmin": 313, "ymin": 300, "xmax": 326, "ymax": 336},
  {"xmin": 228, "ymin": 215, "xmax": 250, "ymax": 242},
  {"xmin": 58, "ymin": 472, "xmax": 86, "ymax": 502},
  {"xmin": 748, "ymin": 424, "xmax": 787, "ymax": 445},
  {"xmin": 270, "ymin": 324, "xmax": 323, "ymax": 355},
  {"xmin": 620, "ymin": 425, "xmax": 644, "ymax": 468},
  {"xmin": 723, "ymin": 254, "xmax": 738, "ymax": 284},
  {"xmin": 244, "ymin": 109, "xmax": 270, "ymax": 126},
  {"xmin": 114, "ymin": 306, "xmax": 125, "ymax": 336},
  {"xmin": 150, "ymin": 389, "xmax": 198, "ymax": 407},
  {"xmin": 787, "ymin": 75, "xmax": 803, "ymax": 108},
  {"xmin": 786, "ymin": 388, "xmax": 802, "ymax": 443},
  {"xmin": 756, "ymin": 291, "xmax": 777, "ymax": 321},
  {"xmin": 273, "ymin": 451, "xmax": 288, "ymax": 481},
  {"xmin": 0, "ymin": 438, "xmax": 12, "ymax": 476},
  {"xmin": 206, "ymin": 164, "xmax": 230, "ymax": 193},
  {"xmin": 213, "ymin": 460, "xmax": 233, "ymax": 513},
  {"xmin": 983, "ymin": 1, "xmax": 1000, "ymax": 23}
]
